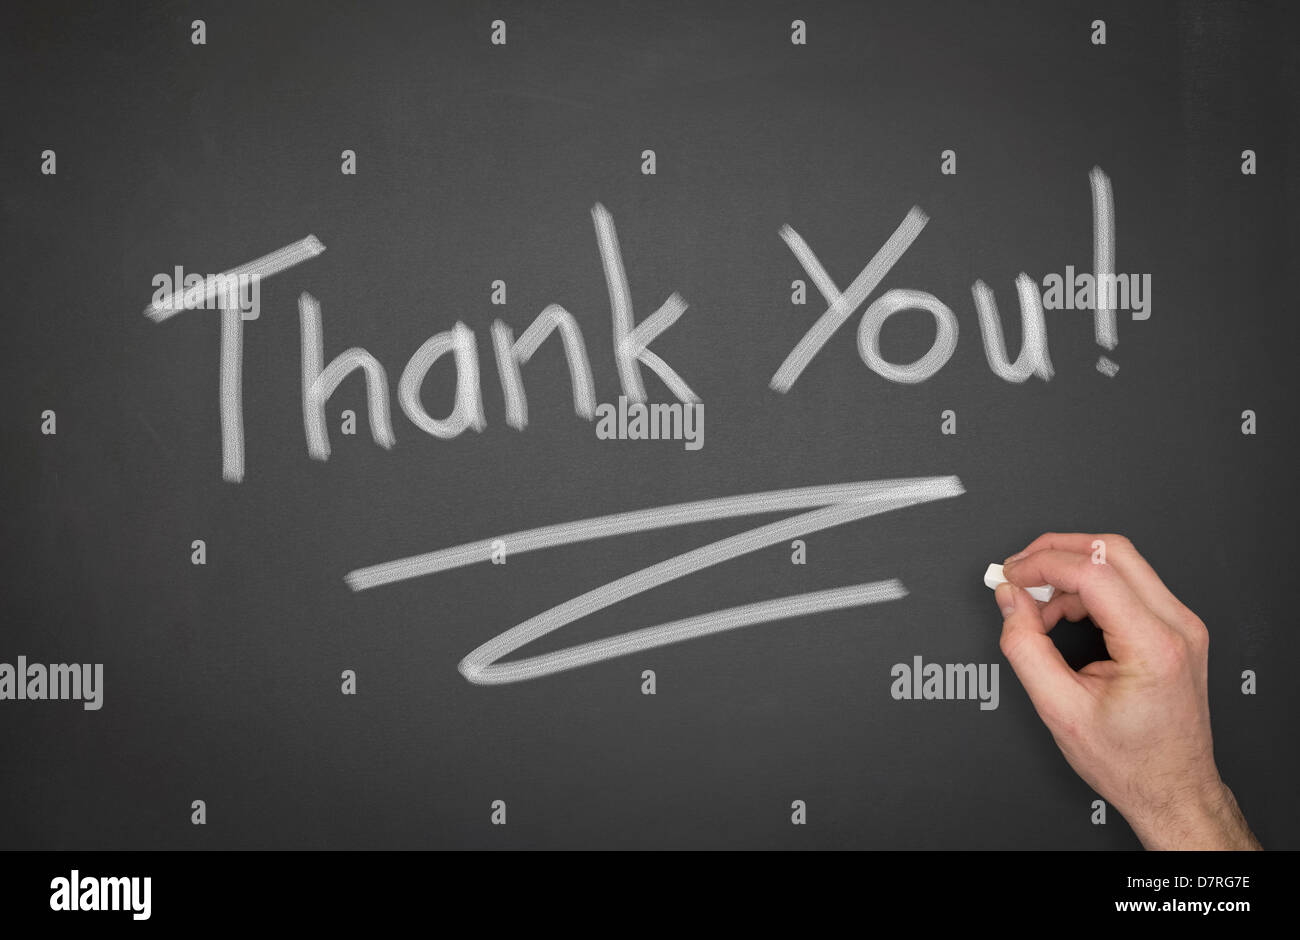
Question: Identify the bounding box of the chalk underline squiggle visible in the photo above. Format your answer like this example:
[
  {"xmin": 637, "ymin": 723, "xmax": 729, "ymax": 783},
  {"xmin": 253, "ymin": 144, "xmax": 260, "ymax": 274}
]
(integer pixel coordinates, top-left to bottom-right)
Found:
[{"xmin": 345, "ymin": 476, "xmax": 965, "ymax": 684}]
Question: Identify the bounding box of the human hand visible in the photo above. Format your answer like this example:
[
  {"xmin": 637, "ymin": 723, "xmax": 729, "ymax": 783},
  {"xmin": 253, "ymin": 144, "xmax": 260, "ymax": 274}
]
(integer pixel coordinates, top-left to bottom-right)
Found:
[{"xmin": 995, "ymin": 533, "xmax": 1259, "ymax": 850}]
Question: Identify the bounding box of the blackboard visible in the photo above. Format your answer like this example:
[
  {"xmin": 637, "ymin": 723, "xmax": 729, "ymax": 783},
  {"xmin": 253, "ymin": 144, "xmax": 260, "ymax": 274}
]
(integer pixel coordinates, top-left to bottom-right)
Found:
[{"xmin": 2, "ymin": 0, "xmax": 1297, "ymax": 850}]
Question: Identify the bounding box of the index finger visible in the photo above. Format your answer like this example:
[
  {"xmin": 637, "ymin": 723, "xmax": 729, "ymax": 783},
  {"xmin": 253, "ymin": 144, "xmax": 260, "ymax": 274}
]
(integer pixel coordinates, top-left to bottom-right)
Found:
[
  {"xmin": 1002, "ymin": 549, "xmax": 1160, "ymax": 659},
  {"xmin": 1005, "ymin": 532, "xmax": 1193, "ymax": 628}
]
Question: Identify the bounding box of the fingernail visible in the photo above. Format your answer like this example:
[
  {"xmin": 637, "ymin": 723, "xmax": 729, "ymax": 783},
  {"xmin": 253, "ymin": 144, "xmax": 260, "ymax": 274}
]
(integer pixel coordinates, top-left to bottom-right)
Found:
[
  {"xmin": 995, "ymin": 582, "xmax": 1016, "ymax": 616},
  {"xmin": 1004, "ymin": 551, "xmax": 1027, "ymax": 564}
]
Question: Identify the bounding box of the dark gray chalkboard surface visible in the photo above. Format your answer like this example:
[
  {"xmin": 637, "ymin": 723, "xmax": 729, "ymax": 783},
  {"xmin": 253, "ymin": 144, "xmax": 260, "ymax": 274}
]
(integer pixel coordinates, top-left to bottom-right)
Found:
[{"xmin": 2, "ymin": 0, "xmax": 1296, "ymax": 849}]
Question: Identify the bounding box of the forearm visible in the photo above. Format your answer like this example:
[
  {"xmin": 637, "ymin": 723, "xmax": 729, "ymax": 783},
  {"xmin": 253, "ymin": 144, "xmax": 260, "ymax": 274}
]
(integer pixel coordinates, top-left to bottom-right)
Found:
[{"xmin": 1126, "ymin": 779, "xmax": 1261, "ymax": 851}]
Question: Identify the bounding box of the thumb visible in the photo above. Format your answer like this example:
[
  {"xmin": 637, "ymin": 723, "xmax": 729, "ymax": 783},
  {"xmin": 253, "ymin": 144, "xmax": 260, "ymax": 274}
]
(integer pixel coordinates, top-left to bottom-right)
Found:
[{"xmin": 995, "ymin": 582, "xmax": 1083, "ymax": 717}]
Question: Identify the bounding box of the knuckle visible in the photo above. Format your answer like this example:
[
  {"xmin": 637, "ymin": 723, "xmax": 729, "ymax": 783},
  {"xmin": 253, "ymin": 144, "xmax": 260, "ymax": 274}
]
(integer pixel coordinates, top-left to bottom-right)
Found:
[
  {"xmin": 1080, "ymin": 560, "xmax": 1116, "ymax": 588},
  {"xmin": 1184, "ymin": 616, "xmax": 1210, "ymax": 651},
  {"xmin": 999, "ymin": 631, "xmax": 1019, "ymax": 660},
  {"xmin": 1099, "ymin": 533, "xmax": 1133, "ymax": 554},
  {"xmin": 999, "ymin": 628, "xmax": 1030, "ymax": 663},
  {"xmin": 1040, "ymin": 701, "xmax": 1082, "ymax": 737},
  {"xmin": 1051, "ymin": 712, "xmax": 1081, "ymax": 739},
  {"xmin": 1148, "ymin": 631, "xmax": 1189, "ymax": 673}
]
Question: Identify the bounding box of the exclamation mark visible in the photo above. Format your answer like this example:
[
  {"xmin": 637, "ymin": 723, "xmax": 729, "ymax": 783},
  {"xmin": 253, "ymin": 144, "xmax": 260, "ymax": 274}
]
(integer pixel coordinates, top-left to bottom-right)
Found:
[{"xmin": 1090, "ymin": 166, "xmax": 1119, "ymax": 377}]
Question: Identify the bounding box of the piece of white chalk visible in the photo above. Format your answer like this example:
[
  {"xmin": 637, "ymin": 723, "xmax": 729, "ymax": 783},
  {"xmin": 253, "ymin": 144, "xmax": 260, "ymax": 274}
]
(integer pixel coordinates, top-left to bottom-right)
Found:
[{"xmin": 984, "ymin": 563, "xmax": 1054, "ymax": 603}]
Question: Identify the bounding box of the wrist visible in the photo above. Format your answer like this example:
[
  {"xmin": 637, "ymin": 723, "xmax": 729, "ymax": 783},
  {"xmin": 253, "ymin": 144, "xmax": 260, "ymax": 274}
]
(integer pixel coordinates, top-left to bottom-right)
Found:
[{"xmin": 1128, "ymin": 778, "xmax": 1260, "ymax": 851}]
